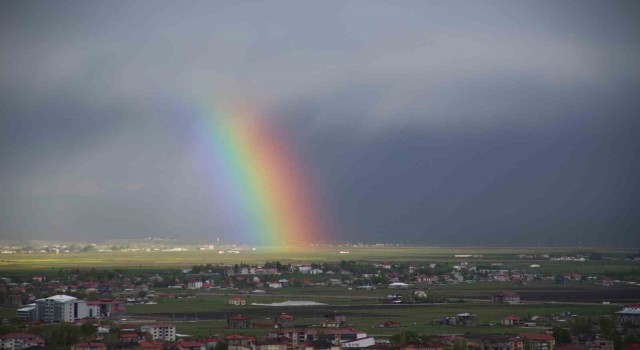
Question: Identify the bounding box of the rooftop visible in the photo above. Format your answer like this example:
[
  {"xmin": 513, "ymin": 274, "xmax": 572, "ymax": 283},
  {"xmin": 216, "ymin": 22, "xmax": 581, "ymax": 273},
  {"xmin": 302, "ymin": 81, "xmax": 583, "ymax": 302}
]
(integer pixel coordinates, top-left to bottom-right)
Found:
[{"xmin": 44, "ymin": 294, "xmax": 77, "ymax": 302}]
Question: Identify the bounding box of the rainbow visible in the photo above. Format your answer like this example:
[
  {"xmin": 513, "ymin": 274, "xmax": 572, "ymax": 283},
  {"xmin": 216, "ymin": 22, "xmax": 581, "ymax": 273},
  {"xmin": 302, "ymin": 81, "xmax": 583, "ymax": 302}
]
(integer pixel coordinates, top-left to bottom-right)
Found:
[{"xmin": 194, "ymin": 102, "xmax": 325, "ymax": 247}]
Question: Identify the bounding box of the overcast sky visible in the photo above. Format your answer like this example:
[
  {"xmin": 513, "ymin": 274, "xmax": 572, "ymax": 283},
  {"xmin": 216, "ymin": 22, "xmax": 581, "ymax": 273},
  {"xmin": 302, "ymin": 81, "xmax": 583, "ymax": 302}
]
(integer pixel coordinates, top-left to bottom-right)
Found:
[{"xmin": 1, "ymin": 1, "xmax": 639, "ymax": 246}]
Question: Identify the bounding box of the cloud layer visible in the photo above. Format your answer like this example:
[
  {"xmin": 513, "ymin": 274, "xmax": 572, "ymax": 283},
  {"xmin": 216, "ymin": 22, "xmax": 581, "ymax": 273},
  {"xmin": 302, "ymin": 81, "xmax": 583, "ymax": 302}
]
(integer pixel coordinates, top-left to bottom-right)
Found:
[{"xmin": 1, "ymin": 1, "xmax": 639, "ymax": 245}]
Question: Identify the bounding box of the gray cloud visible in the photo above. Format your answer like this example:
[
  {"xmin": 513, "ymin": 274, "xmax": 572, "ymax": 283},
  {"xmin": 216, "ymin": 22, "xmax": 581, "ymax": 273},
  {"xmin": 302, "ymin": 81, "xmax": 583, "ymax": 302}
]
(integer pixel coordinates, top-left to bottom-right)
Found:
[{"xmin": 1, "ymin": 1, "xmax": 638, "ymax": 245}]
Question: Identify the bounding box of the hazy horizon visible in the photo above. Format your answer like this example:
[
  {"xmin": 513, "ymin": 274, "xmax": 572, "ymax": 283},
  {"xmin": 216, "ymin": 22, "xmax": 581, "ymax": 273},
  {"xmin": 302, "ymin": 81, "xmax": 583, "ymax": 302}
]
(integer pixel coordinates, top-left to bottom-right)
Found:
[{"xmin": 1, "ymin": 1, "xmax": 639, "ymax": 246}]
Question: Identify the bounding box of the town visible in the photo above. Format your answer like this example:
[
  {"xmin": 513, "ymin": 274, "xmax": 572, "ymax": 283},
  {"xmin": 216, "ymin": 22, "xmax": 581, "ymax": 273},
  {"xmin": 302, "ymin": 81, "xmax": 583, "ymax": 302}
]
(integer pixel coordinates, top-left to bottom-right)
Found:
[{"xmin": 1, "ymin": 246, "xmax": 639, "ymax": 350}]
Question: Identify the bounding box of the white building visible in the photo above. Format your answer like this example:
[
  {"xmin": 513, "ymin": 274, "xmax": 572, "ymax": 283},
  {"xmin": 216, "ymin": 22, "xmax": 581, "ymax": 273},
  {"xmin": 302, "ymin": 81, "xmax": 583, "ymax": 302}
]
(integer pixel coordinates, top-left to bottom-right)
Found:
[
  {"xmin": 298, "ymin": 265, "xmax": 312, "ymax": 274},
  {"xmin": 188, "ymin": 281, "xmax": 203, "ymax": 289},
  {"xmin": 16, "ymin": 304, "xmax": 36, "ymax": 321},
  {"xmin": 388, "ymin": 282, "xmax": 409, "ymax": 289},
  {"xmin": 141, "ymin": 324, "xmax": 176, "ymax": 341},
  {"xmin": 617, "ymin": 304, "xmax": 640, "ymax": 325},
  {"xmin": 35, "ymin": 295, "xmax": 89, "ymax": 323},
  {"xmin": 342, "ymin": 337, "xmax": 375, "ymax": 348}
]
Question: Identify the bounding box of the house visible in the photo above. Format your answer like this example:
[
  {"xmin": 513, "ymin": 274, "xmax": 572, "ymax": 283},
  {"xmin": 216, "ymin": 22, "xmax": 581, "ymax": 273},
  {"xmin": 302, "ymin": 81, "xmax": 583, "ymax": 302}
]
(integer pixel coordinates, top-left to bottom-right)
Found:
[
  {"xmin": 304, "ymin": 328, "xmax": 369, "ymax": 346},
  {"xmin": 119, "ymin": 332, "xmax": 143, "ymax": 342},
  {"xmin": 86, "ymin": 299, "xmax": 126, "ymax": 317},
  {"xmin": 490, "ymin": 273, "xmax": 510, "ymax": 282},
  {"xmin": 324, "ymin": 312, "xmax": 347, "ymax": 327},
  {"xmin": 493, "ymin": 291, "xmax": 520, "ymax": 304},
  {"xmin": 268, "ymin": 328, "xmax": 367, "ymax": 347},
  {"xmin": 414, "ymin": 290, "xmax": 428, "ymax": 299},
  {"xmin": 141, "ymin": 323, "xmax": 176, "ymax": 341},
  {"xmin": 482, "ymin": 336, "xmax": 524, "ymax": 350},
  {"xmin": 256, "ymin": 337, "xmax": 288, "ymax": 350},
  {"xmin": 228, "ymin": 296, "xmax": 246, "ymax": 306},
  {"xmin": 225, "ymin": 334, "xmax": 256, "ymax": 350},
  {"xmin": 310, "ymin": 269, "xmax": 324, "ymax": 275},
  {"xmin": 303, "ymin": 340, "xmax": 340, "ymax": 350},
  {"xmin": 256, "ymin": 268, "xmax": 278, "ymax": 275},
  {"xmin": 502, "ymin": 315, "xmax": 521, "ymax": 326},
  {"xmin": 199, "ymin": 337, "xmax": 219, "ymax": 350},
  {"xmin": 188, "ymin": 281, "xmax": 203, "ymax": 289},
  {"xmin": 416, "ymin": 275, "xmax": 439, "ymax": 284},
  {"xmin": 175, "ymin": 340, "xmax": 206, "ymax": 350},
  {"xmin": 228, "ymin": 314, "xmax": 252, "ymax": 329},
  {"xmin": 298, "ymin": 265, "xmax": 312, "ymax": 274},
  {"xmin": 617, "ymin": 305, "xmax": 640, "ymax": 325},
  {"xmin": 586, "ymin": 338, "xmax": 614, "ymax": 350},
  {"xmin": 253, "ymin": 321, "xmax": 278, "ymax": 329},
  {"xmin": 379, "ymin": 320, "xmax": 401, "ymax": 328},
  {"xmin": 0, "ymin": 333, "xmax": 45, "ymax": 350},
  {"xmin": 398, "ymin": 344, "xmax": 444, "ymax": 350},
  {"xmin": 268, "ymin": 281, "xmax": 282, "ymax": 289},
  {"xmin": 440, "ymin": 313, "xmax": 477, "ymax": 326},
  {"xmin": 601, "ymin": 277, "xmax": 614, "ymax": 287},
  {"xmin": 520, "ymin": 333, "xmax": 555, "ymax": 350},
  {"xmin": 275, "ymin": 313, "xmax": 296, "ymax": 328},
  {"xmin": 71, "ymin": 342, "xmax": 107, "ymax": 350},
  {"xmin": 326, "ymin": 279, "xmax": 343, "ymax": 287},
  {"xmin": 136, "ymin": 340, "xmax": 164, "ymax": 349}
]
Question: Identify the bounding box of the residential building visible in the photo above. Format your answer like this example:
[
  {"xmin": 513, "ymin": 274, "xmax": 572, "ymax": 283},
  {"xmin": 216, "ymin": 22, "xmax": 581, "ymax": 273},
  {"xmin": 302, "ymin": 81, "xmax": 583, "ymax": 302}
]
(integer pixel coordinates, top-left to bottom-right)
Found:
[
  {"xmin": 86, "ymin": 299, "xmax": 126, "ymax": 318},
  {"xmin": 141, "ymin": 324, "xmax": 176, "ymax": 341},
  {"xmin": 188, "ymin": 281, "xmax": 203, "ymax": 289},
  {"xmin": 342, "ymin": 336, "xmax": 375, "ymax": 348},
  {"xmin": 323, "ymin": 312, "xmax": 347, "ymax": 327},
  {"xmin": 617, "ymin": 305, "xmax": 640, "ymax": 325},
  {"xmin": 35, "ymin": 294, "xmax": 89, "ymax": 323},
  {"xmin": 225, "ymin": 334, "xmax": 256, "ymax": 350},
  {"xmin": 275, "ymin": 313, "xmax": 295, "ymax": 328},
  {"xmin": 520, "ymin": 333, "xmax": 555, "ymax": 350},
  {"xmin": 228, "ymin": 296, "xmax": 246, "ymax": 306},
  {"xmin": 298, "ymin": 265, "xmax": 312, "ymax": 274},
  {"xmin": 502, "ymin": 315, "xmax": 521, "ymax": 326},
  {"xmin": 446, "ymin": 313, "xmax": 477, "ymax": 326},
  {"xmin": 175, "ymin": 340, "xmax": 206, "ymax": 350},
  {"xmin": 0, "ymin": 333, "xmax": 45, "ymax": 350},
  {"xmin": 493, "ymin": 291, "xmax": 520, "ymax": 304},
  {"xmin": 482, "ymin": 336, "xmax": 524, "ymax": 350},
  {"xmin": 228, "ymin": 314, "xmax": 252, "ymax": 329},
  {"xmin": 16, "ymin": 304, "xmax": 36, "ymax": 321},
  {"xmin": 256, "ymin": 337, "xmax": 288, "ymax": 350},
  {"xmin": 587, "ymin": 338, "xmax": 614, "ymax": 350},
  {"xmin": 268, "ymin": 328, "xmax": 368, "ymax": 347},
  {"xmin": 303, "ymin": 340, "xmax": 340, "ymax": 350},
  {"xmin": 71, "ymin": 342, "xmax": 107, "ymax": 350}
]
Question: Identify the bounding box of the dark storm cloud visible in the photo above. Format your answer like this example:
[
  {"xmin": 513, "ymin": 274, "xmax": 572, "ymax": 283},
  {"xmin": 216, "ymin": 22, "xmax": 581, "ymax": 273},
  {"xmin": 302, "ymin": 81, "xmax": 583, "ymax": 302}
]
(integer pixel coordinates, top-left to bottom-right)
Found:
[{"xmin": 1, "ymin": 1, "xmax": 638, "ymax": 245}]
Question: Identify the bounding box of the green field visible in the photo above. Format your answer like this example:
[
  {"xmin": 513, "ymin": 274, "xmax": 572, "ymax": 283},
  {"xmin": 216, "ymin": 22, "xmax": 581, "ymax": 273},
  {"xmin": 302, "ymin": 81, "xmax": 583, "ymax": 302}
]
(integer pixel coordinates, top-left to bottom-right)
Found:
[
  {"xmin": 125, "ymin": 299, "xmax": 619, "ymax": 338},
  {"xmin": 0, "ymin": 246, "xmax": 636, "ymax": 272}
]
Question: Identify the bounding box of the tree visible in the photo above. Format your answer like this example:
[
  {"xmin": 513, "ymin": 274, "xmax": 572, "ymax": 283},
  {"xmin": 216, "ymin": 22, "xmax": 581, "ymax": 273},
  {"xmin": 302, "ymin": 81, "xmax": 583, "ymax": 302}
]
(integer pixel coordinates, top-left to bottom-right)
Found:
[
  {"xmin": 79, "ymin": 323, "xmax": 97, "ymax": 341},
  {"xmin": 82, "ymin": 245, "xmax": 97, "ymax": 253},
  {"xmin": 589, "ymin": 252, "xmax": 603, "ymax": 260},
  {"xmin": 552, "ymin": 327, "xmax": 571, "ymax": 344},
  {"xmin": 453, "ymin": 338, "xmax": 467, "ymax": 350},
  {"xmin": 390, "ymin": 331, "xmax": 421, "ymax": 345}
]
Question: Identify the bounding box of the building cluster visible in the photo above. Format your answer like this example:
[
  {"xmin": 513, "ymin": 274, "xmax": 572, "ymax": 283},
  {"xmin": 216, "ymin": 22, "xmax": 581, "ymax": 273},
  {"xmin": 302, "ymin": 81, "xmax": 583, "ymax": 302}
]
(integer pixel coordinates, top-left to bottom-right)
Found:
[{"xmin": 16, "ymin": 295, "xmax": 125, "ymax": 323}]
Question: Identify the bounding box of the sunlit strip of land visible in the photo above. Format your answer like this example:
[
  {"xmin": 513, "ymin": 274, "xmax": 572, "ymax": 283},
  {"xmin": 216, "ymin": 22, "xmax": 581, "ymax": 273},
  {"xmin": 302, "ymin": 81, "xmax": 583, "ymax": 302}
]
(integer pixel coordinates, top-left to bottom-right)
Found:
[{"xmin": 0, "ymin": 246, "xmax": 636, "ymax": 271}]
